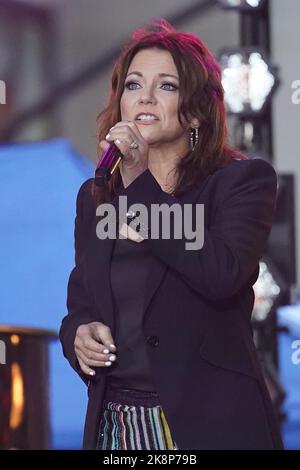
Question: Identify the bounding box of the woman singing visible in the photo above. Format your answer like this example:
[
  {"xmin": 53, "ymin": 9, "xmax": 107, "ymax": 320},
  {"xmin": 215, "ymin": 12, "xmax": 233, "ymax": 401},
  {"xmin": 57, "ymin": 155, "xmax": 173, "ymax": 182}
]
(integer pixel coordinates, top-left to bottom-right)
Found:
[{"xmin": 59, "ymin": 19, "xmax": 284, "ymax": 450}]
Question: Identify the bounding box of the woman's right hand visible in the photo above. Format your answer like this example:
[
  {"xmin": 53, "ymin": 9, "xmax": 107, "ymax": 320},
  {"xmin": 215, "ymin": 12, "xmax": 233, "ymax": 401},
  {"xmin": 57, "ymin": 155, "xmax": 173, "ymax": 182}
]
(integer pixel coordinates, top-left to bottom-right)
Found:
[
  {"xmin": 99, "ymin": 120, "xmax": 149, "ymax": 188},
  {"xmin": 74, "ymin": 321, "xmax": 117, "ymax": 376}
]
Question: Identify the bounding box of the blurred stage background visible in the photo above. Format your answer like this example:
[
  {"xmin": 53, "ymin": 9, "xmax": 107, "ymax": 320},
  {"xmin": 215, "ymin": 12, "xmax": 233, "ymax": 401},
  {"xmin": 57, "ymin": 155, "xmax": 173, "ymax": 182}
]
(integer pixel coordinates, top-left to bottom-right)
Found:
[{"xmin": 0, "ymin": 0, "xmax": 299, "ymax": 449}]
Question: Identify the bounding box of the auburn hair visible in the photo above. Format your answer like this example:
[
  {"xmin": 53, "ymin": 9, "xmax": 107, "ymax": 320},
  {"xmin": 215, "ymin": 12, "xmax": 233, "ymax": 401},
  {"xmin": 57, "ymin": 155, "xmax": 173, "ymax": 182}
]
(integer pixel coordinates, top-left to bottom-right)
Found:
[{"xmin": 92, "ymin": 18, "xmax": 246, "ymax": 206}]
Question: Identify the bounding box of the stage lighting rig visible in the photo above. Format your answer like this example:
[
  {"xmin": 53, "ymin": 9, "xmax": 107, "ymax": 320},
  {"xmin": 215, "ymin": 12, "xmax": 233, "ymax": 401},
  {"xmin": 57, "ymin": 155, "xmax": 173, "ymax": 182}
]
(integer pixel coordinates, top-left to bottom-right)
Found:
[
  {"xmin": 218, "ymin": 48, "xmax": 279, "ymax": 116},
  {"xmin": 218, "ymin": 0, "xmax": 266, "ymax": 11}
]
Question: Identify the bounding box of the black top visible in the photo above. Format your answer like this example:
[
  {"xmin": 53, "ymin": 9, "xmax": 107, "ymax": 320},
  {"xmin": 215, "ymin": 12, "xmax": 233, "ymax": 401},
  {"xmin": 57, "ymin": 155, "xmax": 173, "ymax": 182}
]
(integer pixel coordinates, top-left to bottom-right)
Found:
[{"xmin": 106, "ymin": 235, "xmax": 157, "ymax": 391}]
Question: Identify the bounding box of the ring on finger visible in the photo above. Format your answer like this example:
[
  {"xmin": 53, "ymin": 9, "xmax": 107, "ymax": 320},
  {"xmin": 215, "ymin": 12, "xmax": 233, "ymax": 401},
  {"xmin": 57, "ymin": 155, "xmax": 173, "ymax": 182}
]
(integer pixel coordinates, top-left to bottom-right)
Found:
[{"xmin": 128, "ymin": 139, "xmax": 139, "ymax": 149}]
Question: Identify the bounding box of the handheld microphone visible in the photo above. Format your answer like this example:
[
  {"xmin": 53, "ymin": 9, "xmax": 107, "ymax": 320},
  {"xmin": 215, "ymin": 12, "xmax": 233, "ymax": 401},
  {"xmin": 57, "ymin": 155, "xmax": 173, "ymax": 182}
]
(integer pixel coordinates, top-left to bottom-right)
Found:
[{"xmin": 94, "ymin": 143, "xmax": 123, "ymax": 187}]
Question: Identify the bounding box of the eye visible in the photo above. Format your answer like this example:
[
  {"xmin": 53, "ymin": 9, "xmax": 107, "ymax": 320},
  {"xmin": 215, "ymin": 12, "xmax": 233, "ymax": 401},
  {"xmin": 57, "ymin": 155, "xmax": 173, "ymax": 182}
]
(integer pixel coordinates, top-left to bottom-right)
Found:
[
  {"xmin": 124, "ymin": 81, "xmax": 140, "ymax": 90},
  {"xmin": 124, "ymin": 81, "xmax": 178, "ymax": 91},
  {"xmin": 161, "ymin": 82, "xmax": 178, "ymax": 91}
]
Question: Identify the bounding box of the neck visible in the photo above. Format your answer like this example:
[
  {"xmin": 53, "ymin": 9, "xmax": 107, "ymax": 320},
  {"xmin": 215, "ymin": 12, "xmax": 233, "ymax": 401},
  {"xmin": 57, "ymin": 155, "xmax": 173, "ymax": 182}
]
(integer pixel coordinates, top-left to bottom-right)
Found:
[{"xmin": 148, "ymin": 143, "xmax": 189, "ymax": 194}]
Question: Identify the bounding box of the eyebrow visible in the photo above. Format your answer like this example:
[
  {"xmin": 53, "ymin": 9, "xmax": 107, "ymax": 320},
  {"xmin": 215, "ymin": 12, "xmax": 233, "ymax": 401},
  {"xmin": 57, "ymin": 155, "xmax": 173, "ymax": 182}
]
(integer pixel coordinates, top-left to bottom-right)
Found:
[{"xmin": 126, "ymin": 71, "xmax": 179, "ymax": 80}]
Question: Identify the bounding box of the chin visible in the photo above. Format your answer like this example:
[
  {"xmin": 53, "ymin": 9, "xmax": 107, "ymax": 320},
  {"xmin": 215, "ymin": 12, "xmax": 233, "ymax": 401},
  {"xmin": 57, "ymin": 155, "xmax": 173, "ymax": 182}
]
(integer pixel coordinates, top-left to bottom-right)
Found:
[
  {"xmin": 142, "ymin": 135, "xmax": 160, "ymax": 146},
  {"xmin": 138, "ymin": 128, "xmax": 161, "ymax": 140}
]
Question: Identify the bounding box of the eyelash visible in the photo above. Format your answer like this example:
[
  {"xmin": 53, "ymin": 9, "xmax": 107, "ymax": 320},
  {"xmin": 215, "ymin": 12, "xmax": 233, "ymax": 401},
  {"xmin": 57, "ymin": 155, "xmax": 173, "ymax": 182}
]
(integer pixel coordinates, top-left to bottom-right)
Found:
[{"xmin": 124, "ymin": 81, "xmax": 178, "ymax": 91}]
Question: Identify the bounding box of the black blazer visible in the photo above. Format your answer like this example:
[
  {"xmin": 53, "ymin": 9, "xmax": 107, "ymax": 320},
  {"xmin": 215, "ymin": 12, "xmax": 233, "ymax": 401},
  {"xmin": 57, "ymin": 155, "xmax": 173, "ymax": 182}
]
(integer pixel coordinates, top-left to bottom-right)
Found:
[{"xmin": 59, "ymin": 156, "xmax": 284, "ymax": 450}]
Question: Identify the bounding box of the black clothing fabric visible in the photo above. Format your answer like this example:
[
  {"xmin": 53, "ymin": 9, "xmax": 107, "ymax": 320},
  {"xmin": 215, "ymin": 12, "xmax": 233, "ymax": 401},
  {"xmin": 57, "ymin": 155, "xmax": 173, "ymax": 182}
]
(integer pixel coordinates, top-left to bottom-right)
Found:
[
  {"xmin": 106, "ymin": 236, "xmax": 157, "ymax": 391},
  {"xmin": 60, "ymin": 158, "xmax": 284, "ymax": 450}
]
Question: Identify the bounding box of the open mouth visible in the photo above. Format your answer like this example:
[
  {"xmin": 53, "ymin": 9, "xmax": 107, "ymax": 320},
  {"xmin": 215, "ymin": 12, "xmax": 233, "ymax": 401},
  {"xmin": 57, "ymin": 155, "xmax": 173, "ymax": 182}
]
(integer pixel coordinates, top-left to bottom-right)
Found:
[
  {"xmin": 135, "ymin": 113, "xmax": 159, "ymax": 122},
  {"xmin": 135, "ymin": 120, "xmax": 158, "ymax": 124}
]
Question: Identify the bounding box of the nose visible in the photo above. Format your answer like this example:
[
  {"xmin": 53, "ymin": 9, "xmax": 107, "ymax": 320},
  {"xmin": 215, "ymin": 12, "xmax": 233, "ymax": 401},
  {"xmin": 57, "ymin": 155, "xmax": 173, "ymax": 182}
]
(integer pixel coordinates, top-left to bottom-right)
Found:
[{"xmin": 138, "ymin": 86, "xmax": 156, "ymax": 104}]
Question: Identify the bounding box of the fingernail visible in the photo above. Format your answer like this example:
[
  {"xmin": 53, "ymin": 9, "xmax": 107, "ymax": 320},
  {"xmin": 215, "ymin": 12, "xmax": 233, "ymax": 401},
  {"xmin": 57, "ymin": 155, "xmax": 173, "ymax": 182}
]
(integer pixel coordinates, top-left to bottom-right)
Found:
[
  {"xmin": 103, "ymin": 349, "xmax": 109, "ymax": 354},
  {"xmin": 105, "ymin": 133, "xmax": 110, "ymax": 139},
  {"xmin": 89, "ymin": 371, "xmax": 95, "ymax": 376},
  {"xmin": 115, "ymin": 139, "xmax": 121, "ymax": 145},
  {"xmin": 109, "ymin": 355, "xmax": 116, "ymax": 361},
  {"xmin": 105, "ymin": 361, "xmax": 112, "ymax": 366},
  {"xmin": 110, "ymin": 344, "xmax": 116, "ymax": 349}
]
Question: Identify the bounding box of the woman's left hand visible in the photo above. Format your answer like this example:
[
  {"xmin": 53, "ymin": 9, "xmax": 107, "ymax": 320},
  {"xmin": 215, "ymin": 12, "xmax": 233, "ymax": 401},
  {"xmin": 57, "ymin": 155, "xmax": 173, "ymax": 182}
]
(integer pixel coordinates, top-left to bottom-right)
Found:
[{"xmin": 99, "ymin": 120, "xmax": 149, "ymax": 188}]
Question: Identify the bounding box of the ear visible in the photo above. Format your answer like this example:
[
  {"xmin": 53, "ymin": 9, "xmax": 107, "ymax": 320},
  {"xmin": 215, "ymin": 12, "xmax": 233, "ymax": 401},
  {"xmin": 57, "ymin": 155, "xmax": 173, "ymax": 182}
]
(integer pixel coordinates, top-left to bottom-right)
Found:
[{"xmin": 190, "ymin": 118, "xmax": 200, "ymax": 128}]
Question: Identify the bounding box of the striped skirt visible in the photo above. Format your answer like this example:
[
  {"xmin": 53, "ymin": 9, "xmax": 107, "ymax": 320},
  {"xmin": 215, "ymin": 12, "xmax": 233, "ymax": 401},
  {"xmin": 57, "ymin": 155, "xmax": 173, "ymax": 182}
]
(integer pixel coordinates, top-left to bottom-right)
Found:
[{"xmin": 96, "ymin": 385, "xmax": 178, "ymax": 450}]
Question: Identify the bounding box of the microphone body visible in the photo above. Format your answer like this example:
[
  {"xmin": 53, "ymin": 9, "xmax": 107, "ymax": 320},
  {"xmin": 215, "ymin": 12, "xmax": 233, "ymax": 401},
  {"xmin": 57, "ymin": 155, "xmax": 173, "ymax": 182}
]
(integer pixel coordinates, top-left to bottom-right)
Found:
[{"xmin": 94, "ymin": 143, "xmax": 123, "ymax": 187}]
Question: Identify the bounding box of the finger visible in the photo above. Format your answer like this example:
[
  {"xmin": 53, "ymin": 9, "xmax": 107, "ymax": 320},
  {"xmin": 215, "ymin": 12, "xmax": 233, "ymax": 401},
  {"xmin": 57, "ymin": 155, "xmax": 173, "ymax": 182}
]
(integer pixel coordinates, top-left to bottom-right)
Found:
[
  {"xmin": 104, "ymin": 134, "xmax": 131, "ymax": 160},
  {"xmin": 78, "ymin": 344, "xmax": 117, "ymax": 362},
  {"xmin": 105, "ymin": 130, "xmax": 134, "ymax": 148},
  {"xmin": 77, "ymin": 349, "xmax": 114, "ymax": 368},
  {"xmin": 109, "ymin": 121, "xmax": 141, "ymax": 141},
  {"xmin": 106, "ymin": 126, "xmax": 140, "ymax": 146},
  {"xmin": 106, "ymin": 127, "xmax": 146, "ymax": 163},
  {"xmin": 77, "ymin": 357, "xmax": 96, "ymax": 376},
  {"xmin": 91, "ymin": 324, "xmax": 117, "ymax": 352},
  {"xmin": 99, "ymin": 139, "xmax": 110, "ymax": 152},
  {"xmin": 81, "ymin": 336, "xmax": 108, "ymax": 354}
]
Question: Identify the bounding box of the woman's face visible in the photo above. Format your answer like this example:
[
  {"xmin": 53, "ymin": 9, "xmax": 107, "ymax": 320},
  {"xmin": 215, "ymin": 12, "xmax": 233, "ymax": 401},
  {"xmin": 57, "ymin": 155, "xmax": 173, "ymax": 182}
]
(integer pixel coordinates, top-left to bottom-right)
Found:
[{"xmin": 120, "ymin": 47, "xmax": 192, "ymax": 151}]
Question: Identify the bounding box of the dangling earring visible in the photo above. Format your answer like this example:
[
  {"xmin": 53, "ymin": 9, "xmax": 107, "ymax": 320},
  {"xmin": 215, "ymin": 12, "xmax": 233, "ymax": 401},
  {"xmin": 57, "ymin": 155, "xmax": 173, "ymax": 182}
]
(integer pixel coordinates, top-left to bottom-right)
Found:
[{"xmin": 190, "ymin": 126, "xmax": 199, "ymax": 151}]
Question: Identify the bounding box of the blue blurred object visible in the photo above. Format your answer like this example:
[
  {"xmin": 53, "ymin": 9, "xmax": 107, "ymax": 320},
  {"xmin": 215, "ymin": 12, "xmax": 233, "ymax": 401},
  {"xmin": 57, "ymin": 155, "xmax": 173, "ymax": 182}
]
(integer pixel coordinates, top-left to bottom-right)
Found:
[
  {"xmin": 0, "ymin": 138, "xmax": 94, "ymax": 449},
  {"xmin": 277, "ymin": 303, "xmax": 300, "ymax": 449}
]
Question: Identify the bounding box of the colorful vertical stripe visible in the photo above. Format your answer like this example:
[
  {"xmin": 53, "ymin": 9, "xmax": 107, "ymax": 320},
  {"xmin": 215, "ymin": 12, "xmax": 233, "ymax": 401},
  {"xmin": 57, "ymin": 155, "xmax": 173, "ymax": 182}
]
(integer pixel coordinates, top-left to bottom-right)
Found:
[{"xmin": 96, "ymin": 401, "xmax": 178, "ymax": 450}]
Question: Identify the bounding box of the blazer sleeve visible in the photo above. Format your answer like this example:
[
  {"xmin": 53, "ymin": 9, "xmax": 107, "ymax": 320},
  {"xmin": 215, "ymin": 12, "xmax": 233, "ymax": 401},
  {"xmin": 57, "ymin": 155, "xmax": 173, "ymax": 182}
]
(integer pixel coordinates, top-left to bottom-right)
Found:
[
  {"xmin": 59, "ymin": 178, "xmax": 96, "ymax": 385},
  {"xmin": 112, "ymin": 158, "xmax": 278, "ymax": 301}
]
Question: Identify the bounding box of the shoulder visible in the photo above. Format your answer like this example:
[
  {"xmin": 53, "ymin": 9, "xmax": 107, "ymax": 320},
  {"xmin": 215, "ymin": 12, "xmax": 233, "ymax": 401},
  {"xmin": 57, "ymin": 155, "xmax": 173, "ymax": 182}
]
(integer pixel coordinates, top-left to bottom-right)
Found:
[
  {"xmin": 77, "ymin": 177, "xmax": 94, "ymax": 200},
  {"xmin": 218, "ymin": 156, "xmax": 276, "ymax": 177},
  {"xmin": 75, "ymin": 178, "xmax": 95, "ymax": 221},
  {"xmin": 76, "ymin": 178, "xmax": 94, "ymax": 207},
  {"xmin": 211, "ymin": 157, "xmax": 277, "ymax": 195}
]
